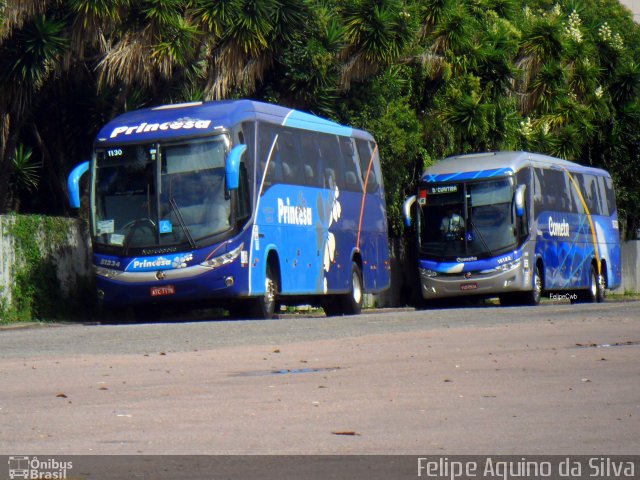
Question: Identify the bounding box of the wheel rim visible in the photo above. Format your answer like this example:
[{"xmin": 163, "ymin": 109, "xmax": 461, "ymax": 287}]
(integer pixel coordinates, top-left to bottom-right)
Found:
[
  {"xmin": 533, "ymin": 268, "xmax": 542, "ymax": 302},
  {"xmin": 265, "ymin": 276, "xmax": 276, "ymax": 310},
  {"xmin": 352, "ymin": 270, "xmax": 362, "ymax": 305},
  {"xmin": 590, "ymin": 269, "xmax": 597, "ymax": 299}
]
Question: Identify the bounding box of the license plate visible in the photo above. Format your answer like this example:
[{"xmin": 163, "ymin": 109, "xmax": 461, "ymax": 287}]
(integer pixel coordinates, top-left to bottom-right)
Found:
[
  {"xmin": 460, "ymin": 282, "xmax": 478, "ymax": 291},
  {"xmin": 150, "ymin": 285, "xmax": 175, "ymax": 297}
]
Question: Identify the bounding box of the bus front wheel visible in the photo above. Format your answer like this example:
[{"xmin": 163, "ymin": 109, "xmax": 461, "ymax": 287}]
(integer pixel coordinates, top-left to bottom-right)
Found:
[
  {"xmin": 510, "ymin": 265, "xmax": 543, "ymax": 306},
  {"xmin": 246, "ymin": 264, "xmax": 278, "ymax": 319}
]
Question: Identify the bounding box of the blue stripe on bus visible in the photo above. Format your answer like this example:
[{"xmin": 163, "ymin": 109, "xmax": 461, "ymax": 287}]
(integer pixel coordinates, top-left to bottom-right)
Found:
[
  {"xmin": 423, "ymin": 168, "xmax": 513, "ymax": 183},
  {"xmin": 419, "ymin": 250, "xmax": 523, "ymax": 273}
]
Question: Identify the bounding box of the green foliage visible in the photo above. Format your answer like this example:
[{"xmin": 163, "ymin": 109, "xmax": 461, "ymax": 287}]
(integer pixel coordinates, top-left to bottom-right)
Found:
[
  {"xmin": 0, "ymin": 215, "xmax": 93, "ymax": 323},
  {"xmin": 1, "ymin": 0, "xmax": 640, "ymax": 238},
  {"xmin": 10, "ymin": 144, "xmax": 40, "ymax": 195}
]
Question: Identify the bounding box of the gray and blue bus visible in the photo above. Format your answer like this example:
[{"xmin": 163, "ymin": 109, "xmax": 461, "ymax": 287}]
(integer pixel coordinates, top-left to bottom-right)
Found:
[
  {"xmin": 68, "ymin": 100, "xmax": 390, "ymax": 318},
  {"xmin": 403, "ymin": 151, "xmax": 621, "ymax": 305}
]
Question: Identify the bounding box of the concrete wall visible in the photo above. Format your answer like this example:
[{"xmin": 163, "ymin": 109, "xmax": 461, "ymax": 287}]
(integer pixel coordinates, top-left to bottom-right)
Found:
[
  {"xmin": 0, "ymin": 215, "xmax": 92, "ymax": 309},
  {"xmin": 619, "ymin": 0, "xmax": 640, "ymax": 23},
  {"xmin": 615, "ymin": 240, "xmax": 640, "ymax": 294}
]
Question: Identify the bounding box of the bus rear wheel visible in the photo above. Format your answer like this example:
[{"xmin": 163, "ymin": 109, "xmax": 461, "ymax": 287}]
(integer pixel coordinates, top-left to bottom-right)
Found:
[
  {"xmin": 323, "ymin": 262, "xmax": 363, "ymax": 316},
  {"xmin": 575, "ymin": 264, "xmax": 605, "ymax": 303}
]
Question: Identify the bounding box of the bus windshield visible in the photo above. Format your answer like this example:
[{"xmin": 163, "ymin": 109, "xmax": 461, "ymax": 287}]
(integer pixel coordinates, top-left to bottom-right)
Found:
[
  {"xmin": 418, "ymin": 177, "xmax": 517, "ymax": 259},
  {"xmin": 93, "ymin": 136, "xmax": 231, "ymax": 252}
]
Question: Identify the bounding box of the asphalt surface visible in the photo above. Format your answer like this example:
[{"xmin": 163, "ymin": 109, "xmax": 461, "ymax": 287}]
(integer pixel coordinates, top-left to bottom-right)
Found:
[{"xmin": 0, "ymin": 301, "xmax": 638, "ymax": 455}]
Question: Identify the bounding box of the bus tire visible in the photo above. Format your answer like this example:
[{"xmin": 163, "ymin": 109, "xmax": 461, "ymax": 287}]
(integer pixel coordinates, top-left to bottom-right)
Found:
[
  {"xmin": 342, "ymin": 262, "xmax": 363, "ymax": 315},
  {"xmin": 521, "ymin": 263, "xmax": 542, "ymax": 306},
  {"xmin": 596, "ymin": 267, "xmax": 606, "ymax": 303},
  {"xmin": 323, "ymin": 262, "xmax": 363, "ymax": 316},
  {"xmin": 578, "ymin": 264, "xmax": 605, "ymax": 303},
  {"xmin": 246, "ymin": 263, "xmax": 278, "ymax": 319}
]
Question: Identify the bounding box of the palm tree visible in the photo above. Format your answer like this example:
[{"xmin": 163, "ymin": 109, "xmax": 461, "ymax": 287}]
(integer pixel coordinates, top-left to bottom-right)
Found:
[
  {"xmin": 7, "ymin": 144, "xmax": 40, "ymax": 212},
  {"xmin": 192, "ymin": 0, "xmax": 309, "ymax": 100},
  {"xmin": 515, "ymin": 11, "xmax": 565, "ymax": 115},
  {"xmin": 0, "ymin": 11, "xmax": 67, "ymax": 213},
  {"xmin": 96, "ymin": 1, "xmax": 199, "ymax": 93},
  {"xmin": 339, "ymin": 0, "xmax": 416, "ymax": 90}
]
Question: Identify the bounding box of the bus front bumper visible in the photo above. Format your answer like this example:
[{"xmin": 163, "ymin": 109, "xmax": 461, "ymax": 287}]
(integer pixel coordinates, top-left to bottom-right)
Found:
[
  {"xmin": 419, "ymin": 264, "xmax": 531, "ymax": 300},
  {"xmin": 95, "ymin": 262, "xmax": 248, "ymax": 309}
]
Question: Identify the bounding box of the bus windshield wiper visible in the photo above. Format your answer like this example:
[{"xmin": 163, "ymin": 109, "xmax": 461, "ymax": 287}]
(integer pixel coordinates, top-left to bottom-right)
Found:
[
  {"xmin": 467, "ymin": 219, "xmax": 493, "ymax": 257},
  {"xmin": 169, "ymin": 196, "xmax": 197, "ymax": 250}
]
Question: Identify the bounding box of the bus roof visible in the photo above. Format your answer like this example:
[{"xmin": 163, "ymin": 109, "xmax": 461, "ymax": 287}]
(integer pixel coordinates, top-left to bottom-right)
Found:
[
  {"xmin": 95, "ymin": 100, "xmax": 373, "ymax": 146},
  {"xmin": 421, "ymin": 151, "xmax": 610, "ymax": 183}
]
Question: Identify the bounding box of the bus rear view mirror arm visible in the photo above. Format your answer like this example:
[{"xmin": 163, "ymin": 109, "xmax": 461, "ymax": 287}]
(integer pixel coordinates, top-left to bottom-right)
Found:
[
  {"xmin": 225, "ymin": 144, "xmax": 246, "ymax": 192},
  {"xmin": 403, "ymin": 195, "xmax": 416, "ymax": 227},
  {"xmin": 68, "ymin": 161, "xmax": 90, "ymax": 209}
]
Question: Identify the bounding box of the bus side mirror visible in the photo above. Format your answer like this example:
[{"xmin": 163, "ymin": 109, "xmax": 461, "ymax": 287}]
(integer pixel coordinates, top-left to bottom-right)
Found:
[
  {"xmin": 403, "ymin": 195, "xmax": 416, "ymax": 227},
  {"xmin": 514, "ymin": 185, "xmax": 526, "ymax": 217},
  {"xmin": 225, "ymin": 144, "xmax": 246, "ymax": 191},
  {"xmin": 68, "ymin": 161, "xmax": 89, "ymax": 209}
]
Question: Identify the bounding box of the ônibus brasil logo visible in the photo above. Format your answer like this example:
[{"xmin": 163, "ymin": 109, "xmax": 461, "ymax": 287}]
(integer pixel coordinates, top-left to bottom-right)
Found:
[{"xmin": 8, "ymin": 456, "xmax": 73, "ymax": 480}]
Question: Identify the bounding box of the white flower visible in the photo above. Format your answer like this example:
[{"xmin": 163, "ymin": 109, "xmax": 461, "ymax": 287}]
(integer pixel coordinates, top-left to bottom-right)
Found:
[
  {"xmin": 595, "ymin": 86, "xmax": 603, "ymax": 99},
  {"xmin": 565, "ymin": 10, "xmax": 583, "ymax": 43},
  {"xmin": 599, "ymin": 23, "xmax": 612, "ymax": 42},
  {"xmin": 612, "ymin": 33, "xmax": 624, "ymax": 51},
  {"xmin": 520, "ymin": 117, "xmax": 533, "ymax": 137},
  {"xmin": 541, "ymin": 122, "xmax": 550, "ymax": 135}
]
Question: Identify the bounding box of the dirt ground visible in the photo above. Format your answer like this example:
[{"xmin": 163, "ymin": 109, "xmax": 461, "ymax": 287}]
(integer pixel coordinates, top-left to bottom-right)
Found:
[{"xmin": 1, "ymin": 312, "xmax": 638, "ymax": 456}]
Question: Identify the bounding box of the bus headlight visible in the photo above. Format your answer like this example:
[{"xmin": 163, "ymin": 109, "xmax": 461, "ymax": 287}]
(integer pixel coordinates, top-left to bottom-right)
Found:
[
  {"xmin": 419, "ymin": 268, "xmax": 438, "ymax": 278},
  {"xmin": 498, "ymin": 258, "xmax": 522, "ymax": 272},
  {"xmin": 95, "ymin": 266, "xmax": 122, "ymax": 279},
  {"xmin": 200, "ymin": 243, "xmax": 243, "ymax": 269},
  {"xmin": 480, "ymin": 258, "xmax": 522, "ymax": 274}
]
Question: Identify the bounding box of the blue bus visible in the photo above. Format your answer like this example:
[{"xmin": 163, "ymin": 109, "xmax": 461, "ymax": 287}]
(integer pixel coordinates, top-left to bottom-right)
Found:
[
  {"xmin": 403, "ymin": 151, "xmax": 621, "ymax": 305},
  {"xmin": 68, "ymin": 100, "xmax": 390, "ymax": 318}
]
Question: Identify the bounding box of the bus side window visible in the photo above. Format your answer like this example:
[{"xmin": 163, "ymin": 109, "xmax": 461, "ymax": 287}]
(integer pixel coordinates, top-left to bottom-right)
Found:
[
  {"xmin": 533, "ymin": 167, "xmax": 544, "ymax": 215},
  {"xmin": 584, "ymin": 174, "xmax": 604, "ymax": 216},
  {"xmin": 258, "ymin": 124, "xmax": 281, "ymax": 194},
  {"xmin": 542, "ymin": 169, "xmax": 571, "ymax": 212},
  {"xmin": 279, "ymin": 130, "xmax": 299, "ymax": 184},
  {"xmin": 356, "ymin": 139, "xmax": 379, "ymax": 193},
  {"xmin": 317, "ymin": 134, "xmax": 343, "ymax": 190},
  {"xmin": 300, "ymin": 132, "xmax": 322, "ymax": 187},
  {"xmin": 565, "ymin": 172, "xmax": 581, "ymax": 214},
  {"xmin": 598, "ymin": 175, "xmax": 611, "ymax": 216},
  {"xmin": 339, "ymin": 137, "xmax": 362, "ymax": 192}
]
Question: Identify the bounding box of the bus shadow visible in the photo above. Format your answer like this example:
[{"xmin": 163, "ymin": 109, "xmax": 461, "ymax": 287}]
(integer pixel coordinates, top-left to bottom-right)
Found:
[
  {"xmin": 90, "ymin": 306, "xmax": 231, "ymax": 325},
  {"xmin": 417, "ymin": 296, "xmax": 500, "ymax": 310}
]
